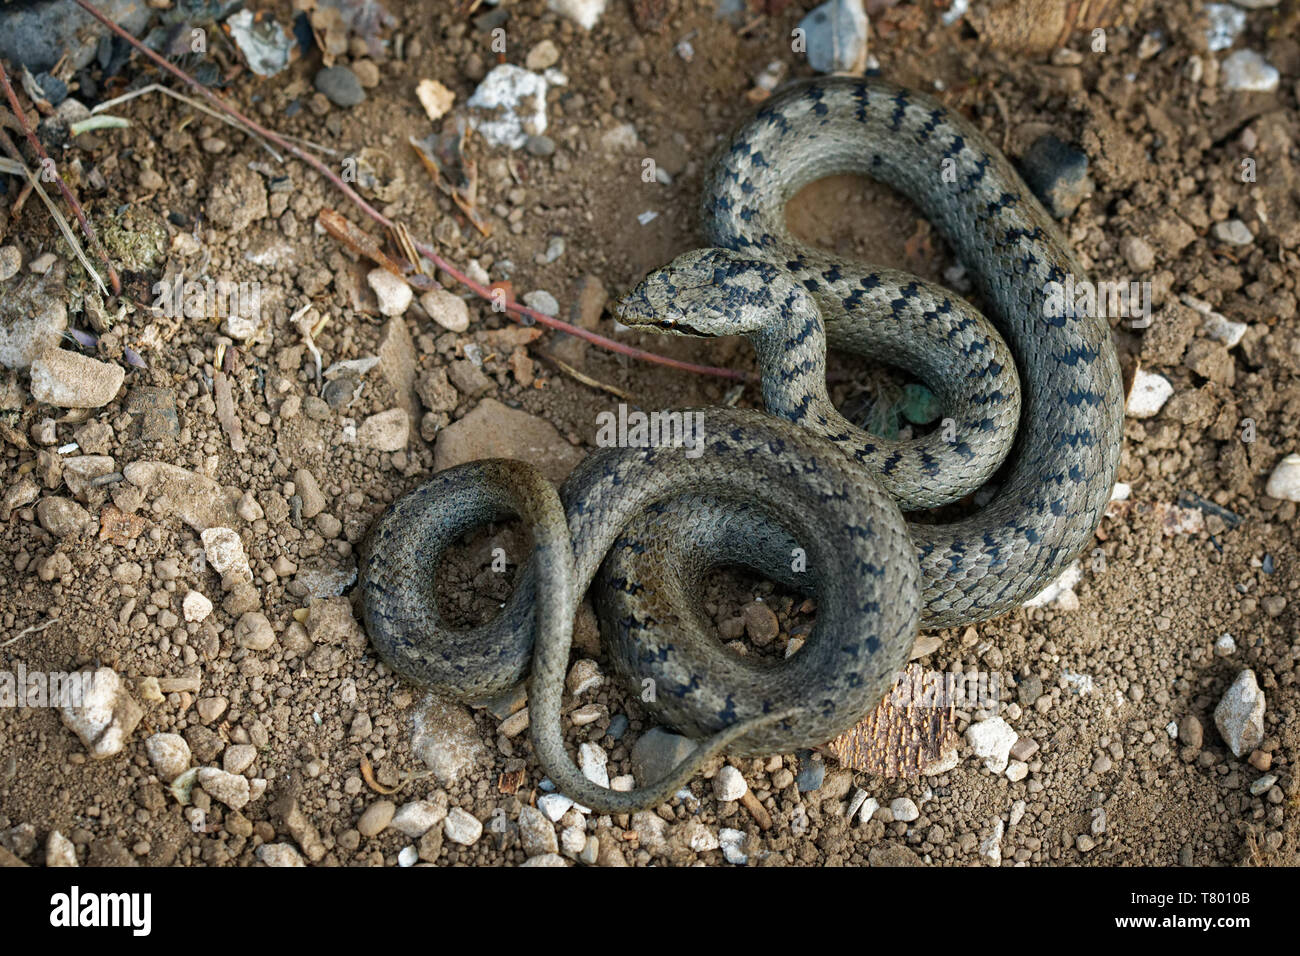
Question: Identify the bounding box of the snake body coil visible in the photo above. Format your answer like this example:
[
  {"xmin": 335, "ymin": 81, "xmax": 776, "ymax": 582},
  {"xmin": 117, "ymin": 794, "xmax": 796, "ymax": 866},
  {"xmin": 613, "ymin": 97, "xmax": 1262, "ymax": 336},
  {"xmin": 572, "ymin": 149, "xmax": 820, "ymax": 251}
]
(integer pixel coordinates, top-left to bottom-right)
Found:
[{"xmin": 360, "ymin": 77, "xmax": 1124, "ymax": 813}]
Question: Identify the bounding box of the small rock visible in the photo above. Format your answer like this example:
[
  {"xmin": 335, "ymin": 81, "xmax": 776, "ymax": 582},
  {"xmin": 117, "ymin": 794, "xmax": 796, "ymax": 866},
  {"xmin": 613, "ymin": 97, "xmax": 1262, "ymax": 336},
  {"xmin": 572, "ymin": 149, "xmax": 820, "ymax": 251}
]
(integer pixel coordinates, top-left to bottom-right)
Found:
[
  {"xmin": 60, "ymin": 667, "xmax": 143, "ymax": 759},
  {"xmin": 367, "ymin": 268, "xmax": 412, "ymax": 316},
  {"xmin": 566, "ymin": 659, "xmax": 603, "ymax": 697},
  {"xmin": 979, "ymin": 819, "xmax": 1005, "ymax": 865},
  {"xmin": 443, "ymin": 807, "xmax": 483, "ymax": 846},
  {"xmin": 29, "ymin": 348, "xmax": 123, "ymax": 408},
  {"xmin": 36, "ymin": 496, "xmax": 91, "ymax": 537},
  {"xmin": 196, "ymin": 767, "xmax": 251, "ymax": 810},
  {"xmin": 0, "ymin": 246, "xmax": 20, "ymax": 281},
  {"xmin": 967, "ymin": 717, "xmax": 1018, "ymax": 774},
  {"xmin": 397, "ymin": 845, "xmax": 419, "ymax": 867},
  {"xmin": 392, "ymin": 798, "xmax": 449, "ymax": 837},
  {"xmin": 1214, "ymin": 670, "xmax": 1266, "ymax": 758},
  {"xmin": 412, "ymin": 695, "xmax": 488, "ymax": 786},
  {"xmin": 741, "ymin": 600, "xmax": 779, "ymax": 645},
  {"xmin": 257, "ymin": 843, "xmax": 306, "ymax": 866},
  {"xmin": 1249, "ymin": 774, "xmax": 1278, "ymax": 797},
  {"xmin": 145, "ymin": 733, "xmax": 191, "ymax": 782},
  {"xmin": 415, "ymin": 79, "xmax": 455, "ymax": 122},
  {"xmin": 46, "ymin": 830, "xmax": 77, "ymax": 867},
  {"xmin": 201, "ymin": 526, "xmax": 252, "ymax": 583},
  {"xmin": 548, "ymin": 0, "xmax": 607, "ymax": 30},
  {"xmin": 234, "ymin": 611, "xmax": 275, "ymax": 650},
  {"xmin": 525, "ymin": 39, "xmax": 560, "ymax": 71},
  {"xmin": 520, "ymin": 852, "xmax": 568, "ymax": 867},
  {"xmin": 1120, "ymin": 235, "xmax": 1155, "ymax": 272},
  {"xmin": 796, "ymin": 753, "xmax": 825, "ymax": 792},
  {"xmin": 467, "ymin": 64, "xmax": 548, "ymax": 150},
  {"xmin": 797, "ymin": 0, "xmax": 869, "ymax": 74},
  {"xmin": 358, "ymin": 800, "xmax": 396, "ymax": 837},
  {"xmin": 518, "ymin": 805, "xmax": 559, "ymax": 857},
  {"xmin": 1221, "ymin": 50, "xmax": 1279, "ymax": 93},
  {"xmin": 1265, "ymin": 454, "xmax": 1300, "ymax": 502},
  {"xmin": 890, "ymin": 798, "xmax": 920, "ymax": 822},
  {"xmin": 719, "ymin": 827, "xmax": 748, "ymax": 864},
  {"xmin": 358, "ymin": 408, "xmax": 410, "ymax": 451},
  {"xmin": 1126, "ymin": 369, "xmax": 1174, "ymax": 418},
  {"xmin": 631, "ymin": 728, "xmax": 698, "ymax": 787},
  {"xmin": 1019, "ymin": 135, "xmax": 1092, "ymax": 219},
  {"xmin": 537, "ymin": 793, "xmax": 573, "ymax": 822},
  {"xmin": 420, "ymin": 289, "xmax": 470, "ymax": 332},
  {"xmin": 433, "ymin": 398, "xmax": 584, "ymax": 484},
  {"xmin": 712, "ymin": 765, "xmax": 748, "ymax": 802},
  {"xmin": 1212, "ymin": 219, "xmax": 1254, "ymax": 246},
  {"xmin": 223, "ymin": 744, "xmax": 257, "ymax": 775},
  {"xmin": 315, "ymin": 66, "xmax": 365, "ymax": 107},
  {"xmin": 579, "ymin": 742, "xmax": 609, "ymax": 788}
]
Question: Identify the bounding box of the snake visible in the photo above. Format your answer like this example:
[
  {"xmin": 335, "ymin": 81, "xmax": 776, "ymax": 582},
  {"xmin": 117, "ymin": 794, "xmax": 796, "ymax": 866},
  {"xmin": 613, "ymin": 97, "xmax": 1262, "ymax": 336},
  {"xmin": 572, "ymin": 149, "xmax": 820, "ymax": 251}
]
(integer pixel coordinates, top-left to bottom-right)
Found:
[{"xmin": 359, "ymin": 77, "xmax": 1124, "ymax": 814}]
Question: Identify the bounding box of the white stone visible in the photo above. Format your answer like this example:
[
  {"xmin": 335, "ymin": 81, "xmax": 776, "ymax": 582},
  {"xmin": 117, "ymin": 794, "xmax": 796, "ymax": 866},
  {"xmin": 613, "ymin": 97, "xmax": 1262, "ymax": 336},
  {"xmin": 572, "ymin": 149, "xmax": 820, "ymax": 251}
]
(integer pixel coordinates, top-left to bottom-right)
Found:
[
  {"xmin": 29, "ymin": 348, "xmax": 124, "ymax": 408},
  {"xmin": 798, "ymin": 0, "xmax": 869, "ymax": 74},
  {"xmin": 719, "ymin": 827, "xmax": 748, "ymax": 864},
  {"xmin": 182, "ymin": 590, "xmax": 213, "ymax": 623},
  {"xmin": 980, "ymin": 819, "xmax": 1005, "ymax": 865},
  {"xmin": 398, "ymin": 845, "xmax": 419, "ymax": 867},
  {"xmin": 967, "ymin": 716, "xmax": 1019, "ymax": 774},
  {"xmin": 444, "ymin": 807, "xmax": 483, "ymax": 846},
  {"xmin": 146, "ymin": 733, "xmax": 192, "ymax": 782},
  {"xmin": 1005, "ymin": 760, "xmax": 1029, "ymax": 782},
  {"xmin": 1009, "ymin": 800, "xmax": 1027, "ymax": 827},
  {"xmin": 367, "ymin": 268, "xmax": 413, "ymax": 316},
  {"xmin": 415, "ymin": 79, "xmax": 455, "ymax": 122},
  {"xmin": 46, "ymin": 830, "xmax": 77, "ymax": 867},
  {"xmin": 1221, "ymin": 49, "xmax": 1279, "ymax": 92},
  {"xmin": 1265, "ymin": 453, "xmax": 1300, "ymax": 502},
  {"xmin": 257, "ymin": 843, "xmax": 306, "ymax": 866},
  {"xmin": 358, "ymin": 407, "xmax": 410, "ymax": 451},
  {"xmin": 1023, "ymin": 560, "xmax": 1082, "ymax": 608},
  {"xmin": 578, "ymin": 742, "xmax": 609, "ymax": 788},
  {"xmin": 1204, "ymin": 4, "xmax": 1245, "ymax": 51},
  {"xmin": 467, "ymin": 65, "xmax": 548, "ymax": 150},
  {"xmin": 391, "ymin": 799, "xmax": 447, "ymax": 837},
  {"xmin": 420, "ymin": 289, "xmax": 470, "ymax": 332},
  {"xmin": 1126, "ymin": 370, "xmax": 1173, "ymax": 418},
  {"xmin": 559, "ymin": 825, "xmax": 587, "ymax": 858},
  {"xmin": 537, "ymin": 792, "xmax": 573, "ymax": 822},
  {"xmin": 1215, "ymin": 633, "xmax": 1237, "ymax": 656},
  {"xmin": 890, "ymin": 798, "xmax": 920, "ymax": 822},
  {"xmin": 60, "ymin": 668, "xmax": 143, "ymax": 759},
  {"xmin": 712, "ymin": 765, "xmax": 748, "ymax": 802},
  {"xmin": 223, "ymin": 744, "xmax": 257, "ymax": 775},
  {"xmin": 548, "ymin": 0, "xmax": 607, "ymax": 30},
  {"xmin": 858, "ymin": 797, "xmax": 880, "ymax": 824},
  {"xmin": 201, "ymin": 527, "xmax": 252, "ymax": 582},
  {"xmin": 1214, "ymin": 669, "xmax": 1266, "ymax": 758},
  {"xmin": 197, "ymin": 767, "xmax": 251, "ymax": 810}
]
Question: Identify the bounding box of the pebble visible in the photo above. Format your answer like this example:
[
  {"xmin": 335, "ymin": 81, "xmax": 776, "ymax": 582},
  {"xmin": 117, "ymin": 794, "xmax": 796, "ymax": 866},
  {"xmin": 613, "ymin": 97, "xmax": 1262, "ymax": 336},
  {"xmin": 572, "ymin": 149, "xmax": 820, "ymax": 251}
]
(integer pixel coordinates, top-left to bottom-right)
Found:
[
  {"xmin": 1249, "ymin": 774, "xmax": 1278, "ymax": 797},
  {"xmin": 1126, "ymin": 370, "xmax": 1174, "ymax": 418},
  {"xmin": 520, "ymin": 853, "xmax": 567, "ymax": 867},
  {"xmin": 1005, "ymin": 760, "xmax": 1029, "ymax": 782},
  {"xmin": 358, "ymin": 408, "xmax": 410, "ymax": 451},
  {"xmin": 967, "ymin": 717, "xmax": 1018, "ymax": 774},
  {"xmin": 392, "ymin": 797, "xmax": 449, "ymax": 837},
  {"xmin": 796, "ymin": 752, "xmax": 825, "ymax": 792},
  {"xmin": 314, "ymin": 66, "xmax": 365, "ymax": 107},
  {"xmin": 358, "ymin": 799, "xmax": 396, "ymax": 837},
  {"xmin": 537, "ymin": 792, "xmax": 573, "ymax": 822},
  {"xmin": 631, "ymin": 728, "xmax": 698, "ymax": 787},
  {"xmin": 566, "ymin": 658, "xmax": 603, "ymax": 696},
  {"xmin": 1119, "ymin": 235, "xmax": 1155, "ymax": 272},
  {"xmin": 797, "ymin": 0, "xmax": 869, "ymax": 74},
  {"xmin": 1214, "ymin": 670, "xmax": 1266, "ymax": 758},
  {"xmin": 201, "ymin": 527, "xmax": 253, "ymax": 582},
  {"xmin": 559, "ymin": 825, "xmax": 587, "ymax": 858},
  {"xmin": 223, "ymin": 744, "xmax": 257, "ymax": 775},
  {"xmin": 522, "ymin": 289, "xmax": 559, "ymax": 316},
  {"xmin": 525, "ymin": 39, "xmax": 560, "ymax": 71},
  {"xmin": 607, "ymin": 714, "xmax": 629, "ymax": 739},
  {"xmin": 257, "ymin": 844, "xmax": 305, "ymax": 867},
  {"xmin": 1019, "ymin": 134, "xmax": 1092, "ymax": 219},
  {"xmin": 1264, "ymin": 454, "xmax": 1300, "ymax": 502},
  {"xmin": 420, "ymin": 289, "xmax": 470, "ymax": 332},
  {"xmin": 1221, "ymin": 50, "xmax": 1280, "ymax": 92},
  {"xmin": 416, "ymin": 79, "xmax": 455, "ymax": 122},
  {"xmin": 234, "ymin": 611, "xmax": 276, "ymax": 650},
  {"xmin": 433, "ymin": 398, "xmax": 584, "ymax": 484},
  {"xmin": 1178, "ymin": 714, "xmax": 1204, "ymax": 750},
  {"xmin": 890, "ymin": 798, "xmax": 920, "ymax": 822},
  {"xmin": 293, "ymin": 468, "xmax": 327, "ymax": 519},
  {"xmin": 524, "ymin": 134, "xmax": 556, "ymax": 157},
  {"xmin": 467, "ymin": 65, "xmax": 548, "ymax": 150},
  {"xmin": 719, "ymin": 828, "xmax": 748, "ymax": 865},
  {"xmin": 443, "ymin": 807, "xmax": 483, "ymax": 846},
  {"xmin": 548, "ymin": 0, "xmax": 607, "ymax": 29},
  {"xmin": 397, "ymin": 845, "xmax": 419, "ymax": 867},
  {"xmin": 1212, "ymin": 219, "xmax": 1254, "ymax": 246},
  {"xmin": 145, "ymin": 733, "xmax": 191, "ymax": 782},
  {"xmin": 0, "ymin": 245, "xmax": 19, "ymax": 281},
  {"xmin": 411, "ymin": 695, "xmax": 487, "ymax": 786},
  {"xmin": 196, "ymin": 767, "xmax": 251, "ymax": 810},
  {"xmin": 518, "ymin": 805, "xmax": 559, "ymax": 857},
  {"xmin": 741, "ymin": 600, "xmax": 779, "ymax": 645},
  {"xmin": 367, "ymin": 268, "xmax": 412, "ymax": 316},
  {"xmin": 1215, "ymin": 633, "xmax": 1237, "ymax": 656},
  {"xmin": 712, "ymin": 765, "xmax": 748, "ymax": 802},
  {"xmin": 36, "ymin": 496, "xmax": 91, "ymax": 537},
  {"xmin": 1204, "ymin": 3, "xmax": 1245, "ymax": 52},
  {"xmin": 46, "ymin": 830, "xmax": 77, "ymax": 867},
  {"xmin": 979, "ymin": 819, "xmax": 1005, "ymax": 865},
  {"xmin": 579, "ymin": 742, "xmax": 609, "ymax": 788},
  {"xmin": 29, "ymin": 348, "xmax": 124, "ymax": 408},
  {"xmin": 60, "ymin": 667, "xmax": 143, "ymax": 760}
]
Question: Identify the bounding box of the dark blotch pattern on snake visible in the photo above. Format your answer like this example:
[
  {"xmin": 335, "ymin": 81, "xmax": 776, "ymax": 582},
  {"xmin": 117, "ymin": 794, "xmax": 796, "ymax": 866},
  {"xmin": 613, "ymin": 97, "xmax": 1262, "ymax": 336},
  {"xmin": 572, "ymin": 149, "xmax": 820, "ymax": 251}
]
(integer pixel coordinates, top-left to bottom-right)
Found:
[{"xmin": 359, "ymin": 77, "xmax": 1124, "ymax": 813}]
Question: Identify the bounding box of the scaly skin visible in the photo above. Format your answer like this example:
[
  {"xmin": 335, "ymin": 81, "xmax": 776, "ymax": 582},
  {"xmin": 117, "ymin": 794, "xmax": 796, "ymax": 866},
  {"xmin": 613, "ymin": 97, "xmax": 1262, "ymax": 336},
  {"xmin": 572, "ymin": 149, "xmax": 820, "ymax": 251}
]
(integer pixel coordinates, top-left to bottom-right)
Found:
[{"xmin": 359, "ymin": 77, "xmax": 1124, "ymax": 812}]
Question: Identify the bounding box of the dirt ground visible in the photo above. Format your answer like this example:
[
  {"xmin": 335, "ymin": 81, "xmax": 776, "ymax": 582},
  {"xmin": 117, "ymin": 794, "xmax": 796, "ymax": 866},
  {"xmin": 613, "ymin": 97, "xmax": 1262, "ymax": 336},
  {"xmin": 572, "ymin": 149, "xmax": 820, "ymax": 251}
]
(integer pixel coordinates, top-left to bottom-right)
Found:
[{"xmin": 0, "ymin": 0, "xmax": 1297, "ymax": 867}]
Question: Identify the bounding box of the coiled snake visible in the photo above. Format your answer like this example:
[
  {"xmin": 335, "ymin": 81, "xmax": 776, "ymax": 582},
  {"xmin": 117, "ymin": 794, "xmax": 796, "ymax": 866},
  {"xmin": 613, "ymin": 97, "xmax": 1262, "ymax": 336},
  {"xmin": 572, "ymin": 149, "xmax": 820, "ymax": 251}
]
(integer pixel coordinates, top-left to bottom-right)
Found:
[{"xmin": 359, "ymin": 77, "xmax": 1124, "ymax": 813}]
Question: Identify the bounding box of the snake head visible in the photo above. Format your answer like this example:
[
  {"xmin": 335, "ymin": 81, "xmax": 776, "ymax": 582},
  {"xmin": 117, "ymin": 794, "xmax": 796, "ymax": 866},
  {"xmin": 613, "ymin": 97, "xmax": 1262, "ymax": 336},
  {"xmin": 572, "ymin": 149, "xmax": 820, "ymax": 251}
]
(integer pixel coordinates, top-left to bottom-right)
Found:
[{"xmin": 617, "ymin": 248, "xmax": 796, "ymax": 339}]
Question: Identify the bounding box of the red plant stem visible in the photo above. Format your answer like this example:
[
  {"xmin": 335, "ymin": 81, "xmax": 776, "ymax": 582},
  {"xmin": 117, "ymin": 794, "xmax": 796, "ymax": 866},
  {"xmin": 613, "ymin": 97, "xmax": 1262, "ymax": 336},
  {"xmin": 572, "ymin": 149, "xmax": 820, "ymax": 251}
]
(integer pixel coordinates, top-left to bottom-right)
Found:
[
  {"xmin": 71, "ymin": 0, "xmax": 748, "ymax": 383},
  {"xmin": 0, "ymin": 58, "xmax": 122, "ymax": 293}
]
